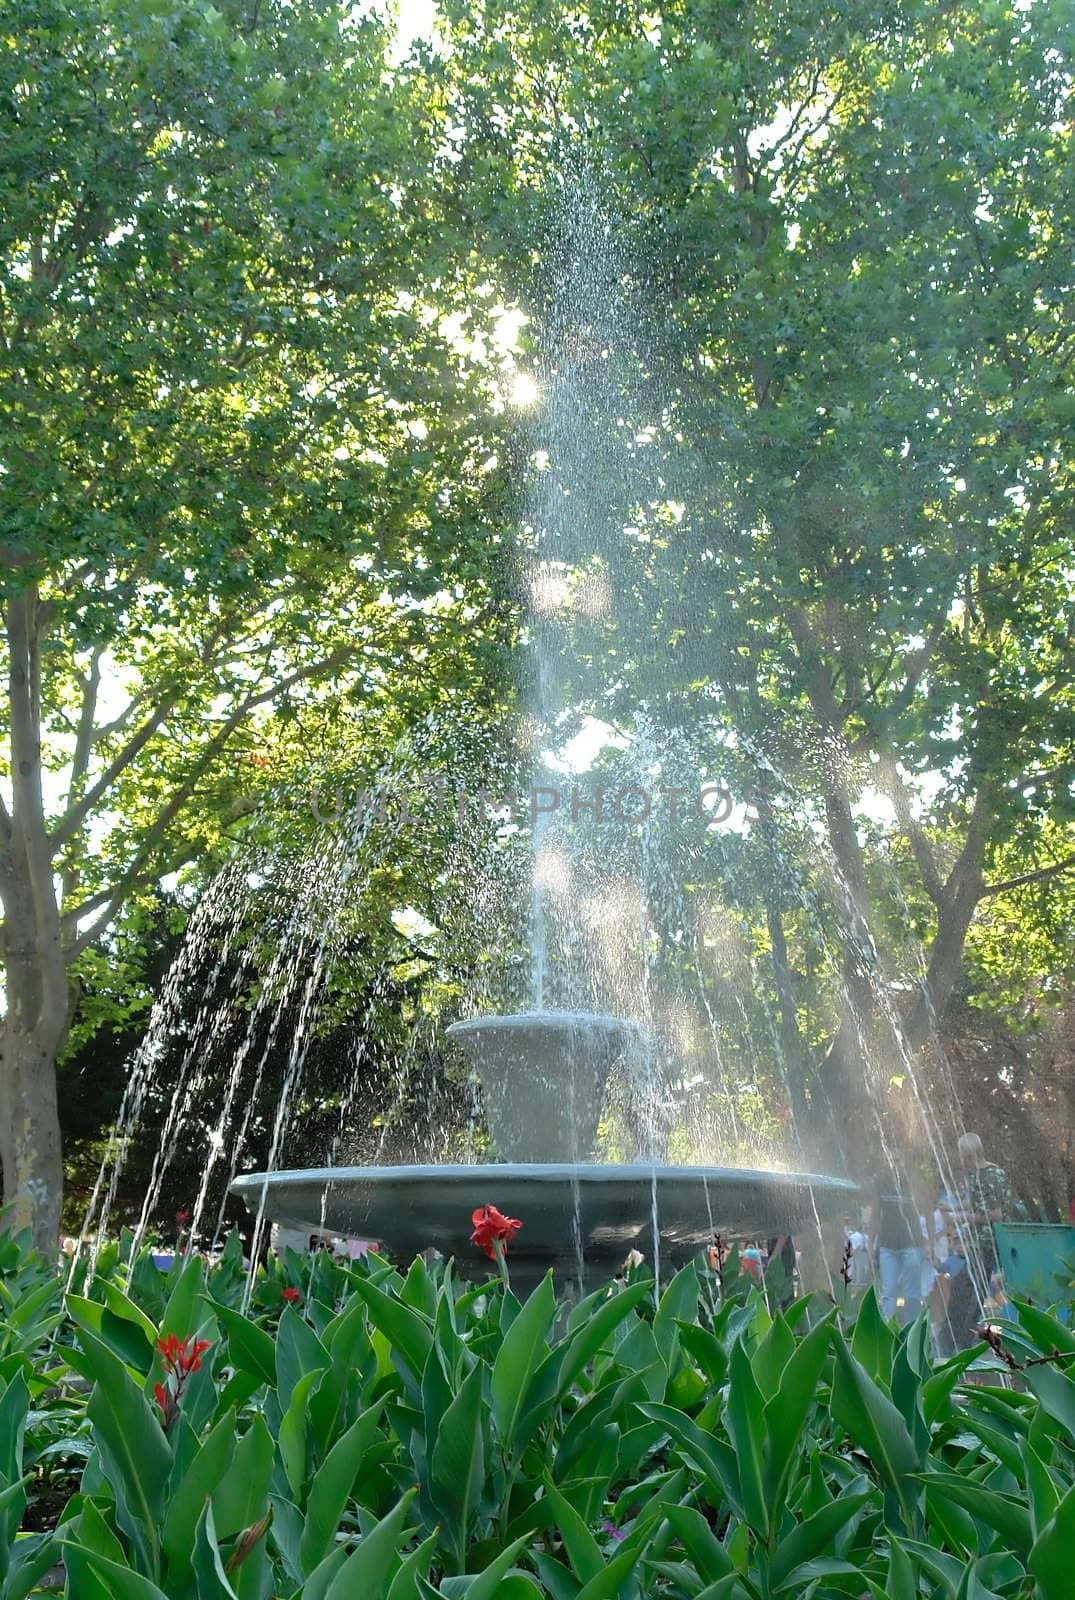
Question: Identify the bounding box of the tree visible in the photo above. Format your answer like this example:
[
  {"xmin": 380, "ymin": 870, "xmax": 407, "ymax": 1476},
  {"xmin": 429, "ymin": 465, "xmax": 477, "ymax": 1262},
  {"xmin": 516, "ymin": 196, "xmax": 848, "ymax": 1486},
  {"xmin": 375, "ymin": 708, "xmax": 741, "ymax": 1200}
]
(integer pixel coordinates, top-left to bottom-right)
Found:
[
  {"xmin": 0, "ymin": 0, "xmax": 512, "ymax": 1247},
  {"xmin": 429, "ymin": 0, "xmax": 1075, "ymax": 1161}
]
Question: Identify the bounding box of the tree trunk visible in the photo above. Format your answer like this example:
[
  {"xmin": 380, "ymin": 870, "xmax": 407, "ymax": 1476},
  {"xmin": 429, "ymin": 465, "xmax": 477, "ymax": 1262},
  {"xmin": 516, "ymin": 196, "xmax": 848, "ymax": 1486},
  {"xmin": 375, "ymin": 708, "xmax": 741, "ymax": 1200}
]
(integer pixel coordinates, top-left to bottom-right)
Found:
[
  {"xmin": 0, "ymin": 584, "xmax": 70, "ymax": 1254},
  {"xmin": 810, "ymin": 766, "xmax": 890, "ymax": 1167},
  {"xmin": 903, "ymin": 802, "xmax": 990, "ymax": 1051},
  {"xmin": 765, "ymin": 904, "xmax": 811, "ymax": 1136},
  {"xmin": 0, "ymin": 1014, "xmax": 65, "ymax": 1250},
  {"xmin": 0, "ymin": 868, "xmax": 69, "ymax": 1252}
]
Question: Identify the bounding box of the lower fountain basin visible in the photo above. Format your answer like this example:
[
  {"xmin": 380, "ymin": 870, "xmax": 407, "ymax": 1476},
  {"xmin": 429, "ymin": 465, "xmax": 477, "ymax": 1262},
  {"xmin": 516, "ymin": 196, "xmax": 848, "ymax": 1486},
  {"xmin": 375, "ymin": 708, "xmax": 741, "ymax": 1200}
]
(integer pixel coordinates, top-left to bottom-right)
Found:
[{"xmin": 231, "ymin": 1161, "xmax": 857, "ymax": 1292}]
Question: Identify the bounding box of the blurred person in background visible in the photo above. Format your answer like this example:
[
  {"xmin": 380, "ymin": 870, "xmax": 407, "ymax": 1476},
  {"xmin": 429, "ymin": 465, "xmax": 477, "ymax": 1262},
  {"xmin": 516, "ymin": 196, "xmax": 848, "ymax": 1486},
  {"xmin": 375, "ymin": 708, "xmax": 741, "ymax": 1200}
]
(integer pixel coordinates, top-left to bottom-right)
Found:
[
  {"xmin": 874, "ymin": 1170, "xmax": 925, "ymax": 1326},
  {"xmin": 944, "ymin": 1132, "xmax": 1016, "ymax": 1348}
]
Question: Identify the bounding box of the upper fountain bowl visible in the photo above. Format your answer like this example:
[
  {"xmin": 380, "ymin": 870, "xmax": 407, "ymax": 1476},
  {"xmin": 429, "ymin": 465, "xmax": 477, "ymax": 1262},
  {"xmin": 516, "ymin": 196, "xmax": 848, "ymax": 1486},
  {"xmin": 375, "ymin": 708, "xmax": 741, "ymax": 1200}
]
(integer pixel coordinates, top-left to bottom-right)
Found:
[{"xmin": 446, "ymin": 1010, "xmax": 641, "ymax": 1163}]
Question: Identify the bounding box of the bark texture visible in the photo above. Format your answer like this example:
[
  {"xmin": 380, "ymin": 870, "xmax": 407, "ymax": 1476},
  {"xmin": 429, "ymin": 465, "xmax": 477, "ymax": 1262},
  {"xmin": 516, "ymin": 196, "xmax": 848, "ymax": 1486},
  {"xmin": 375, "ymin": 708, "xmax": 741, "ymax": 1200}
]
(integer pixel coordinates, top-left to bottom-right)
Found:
[{"xmin": 0, "ymin": 585, "xmax": 69, "ymax": 1250}]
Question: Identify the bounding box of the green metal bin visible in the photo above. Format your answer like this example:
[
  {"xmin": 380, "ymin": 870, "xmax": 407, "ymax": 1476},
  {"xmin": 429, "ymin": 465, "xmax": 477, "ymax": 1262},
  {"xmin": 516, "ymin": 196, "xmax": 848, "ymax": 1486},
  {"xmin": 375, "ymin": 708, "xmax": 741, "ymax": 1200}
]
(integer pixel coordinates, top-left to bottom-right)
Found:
[{"xmin": 993, "ymin": 1222, "xmax": 1075, "ymax": 1311}]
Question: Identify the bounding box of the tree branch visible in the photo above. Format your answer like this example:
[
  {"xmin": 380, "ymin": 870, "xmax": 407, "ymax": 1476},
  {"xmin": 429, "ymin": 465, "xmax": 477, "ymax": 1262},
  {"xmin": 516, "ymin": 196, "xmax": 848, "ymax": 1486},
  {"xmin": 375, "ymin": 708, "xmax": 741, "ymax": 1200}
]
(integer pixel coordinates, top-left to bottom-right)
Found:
[
  {"xmin": 50, "ymin": 695, "xmax": 180, "ymax": 849},
  {"xmin": 877, "ymin": 751, "xmax": 947, "ymax": 908},
  {"xmin": 64, "ymin": 645, "xmax": 357, "ymax": 959},
  {"xmin": 981, "ymin": 855, "xmax": 1075, "ymax": 898},
  {"xmin": 91, "ymin": 692, "xmax": 148, "ymax": 746},
  {"xmin": 66, "ymin": 648, "xmax": 103, "ymax": 813},
  {"xmin": 942, "ymin": 783, "xmax": 993, "ymax": 906}
]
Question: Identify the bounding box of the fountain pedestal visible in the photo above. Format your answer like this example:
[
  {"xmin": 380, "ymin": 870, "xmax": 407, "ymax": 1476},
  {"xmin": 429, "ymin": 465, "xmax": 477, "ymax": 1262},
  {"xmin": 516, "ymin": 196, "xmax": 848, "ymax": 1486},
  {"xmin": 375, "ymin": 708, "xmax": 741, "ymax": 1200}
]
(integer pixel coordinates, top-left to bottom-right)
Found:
[{"xmin": 445, "ymin": 1011, "xmax": 638, "ymax": 1162}]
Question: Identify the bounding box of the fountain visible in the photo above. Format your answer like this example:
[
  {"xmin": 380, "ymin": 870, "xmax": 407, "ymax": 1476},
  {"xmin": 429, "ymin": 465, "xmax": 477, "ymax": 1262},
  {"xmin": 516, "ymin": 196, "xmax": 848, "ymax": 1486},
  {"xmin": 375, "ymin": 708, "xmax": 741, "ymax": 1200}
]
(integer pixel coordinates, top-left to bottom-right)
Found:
[
  {"xmin": 231, "ymin": 1008, "xmax": 854, "ymax": 1293},
  {"xmin": 228, "ymin": 178, "xmax": 858, "ymax": 1292}
]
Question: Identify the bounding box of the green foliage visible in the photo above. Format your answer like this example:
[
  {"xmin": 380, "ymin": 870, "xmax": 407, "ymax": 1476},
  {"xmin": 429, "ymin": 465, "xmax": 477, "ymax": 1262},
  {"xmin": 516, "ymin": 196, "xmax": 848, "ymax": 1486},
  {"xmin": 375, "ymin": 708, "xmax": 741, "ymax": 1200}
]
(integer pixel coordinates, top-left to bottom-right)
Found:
[
  {"xmin": 418, "ymin": 0, "xmax": 1075, "ymax": 1163},
  {"xmin": 0, "ymin": 0, "xmax": 516, "ymax": 1217},
  {"xmin": 0, "ymin": 1221, "xmax": 1074, "ymax": 1595}
]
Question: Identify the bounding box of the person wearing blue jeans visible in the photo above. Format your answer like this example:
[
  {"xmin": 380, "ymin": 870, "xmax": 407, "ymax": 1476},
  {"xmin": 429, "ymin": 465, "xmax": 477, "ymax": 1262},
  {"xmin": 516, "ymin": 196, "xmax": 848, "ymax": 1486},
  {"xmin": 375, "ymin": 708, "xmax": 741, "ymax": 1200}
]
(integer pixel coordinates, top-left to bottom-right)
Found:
[
  {"xmin": 879, "ymin": 1242, "xmax": 923, "ymax": 1324},
  {"xmin": 874, "ymin": 1177, "xmax": 925, "ymax": 1325}
]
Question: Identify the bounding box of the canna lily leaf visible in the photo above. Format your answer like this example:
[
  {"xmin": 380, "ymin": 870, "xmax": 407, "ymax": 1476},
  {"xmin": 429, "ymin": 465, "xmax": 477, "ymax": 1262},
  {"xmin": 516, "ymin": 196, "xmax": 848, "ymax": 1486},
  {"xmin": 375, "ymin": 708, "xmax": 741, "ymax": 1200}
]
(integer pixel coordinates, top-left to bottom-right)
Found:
[
  {"xmin": 297, "ymin": 1544, "xmax": 348, "ymax": 1600},
  {"xmin": 78, "ymin": 1498, "xmax": 126, "ymax": 1566},
  {"xmin": 4, "ymin": 1530, "xmax": 62, "ymax": 1600},
  {"xmin": 615, "ymin": 1465, "xmax": 690, "ymax": 1558},
  {"xmin": 1020, "ymin": 1435, "xmax": 1060, "ymax": 1542},
  {"xmin": 885, "ymin": 1535, "xmax": 916, "ymax": 1600},
  {"xmin": 162, "ymin": 1410, "xmax": 237, "ymax": 1586},
  {"xmin": 694, "ymin": 1581, "xmax": 748, "ymax": 1600},
  {"xmin": 646, "ymin": 1557, "xmax": 706, "ymax": 1593},
  {"xmin": 323, "ymin": 1488, "xmax": 416, "ymax": 1600},
  {"xmin": 160, "ymin": 1256, "xmax": 208, "ymax": 1344},
  {"xmin": 954, "ymin": 1555, "xmax": 1006, "ymax": 1600},
  {"xmin": 61, "ymin": 1543, "xmax": 171, "ymax": 1600},
  {"xmin": 300, "ymin": 1398, "xmax": 387, "ymax": 1574},
  {"xmin": 386, "ymin": 1530, "xmax": 440, "ymax": 1600},
  {"xmin": 900, "ymin": 1536, "xmax": 972, "ymax": 1594},
  {"xmin": 829, "ymin": 1329, "xmax": 919, "ymax": 1528},
  {"xmin": 1029, "ymin": 1479, "xmax": 1075, "ymax": 1600},
  {"xmin": 349, "ymin": 1275, "xmax": 433, "ymax": 1384},
  {"xmin": 491, "ymin": 1270, "xmax": 556, "ymax": 1450},
  {"xmin": 917, "ymin": 1469, "xmax": 1032, "ymax": 1553},
  {"xmin": 400, "ymin": 1257, "xmax": 438, "ymax": 1320},
  {"xmin": 637, "ymin": 1402, "xmax": 743, "ymax": 1516},
  {"xmin": 763, "ymin": 1314, "xmax": 831, "ymax": 1514},
  {"xmin": 676, "ymin": 1322, "xmax": 729, "ymax": 1389},
  {"xmin": 769, "ymin": 1493, "xmax": 872, "ymax": 1589},
  {"xmin": 278, "ymin": 1369, "xmax": 320, "ymax": 1499},
  {"xmin": 1013, "ymin": 1300, "xmax": 1075, "ymax": 1357},
  {"xmin": 275, "ymin": 1307, "xmax": 329, "ymax": 1411},
  {"xmin": 192, "ymin": 1499, "xmax": 240, "ymax": 1599},
  {"xmin": 751, "ymin": 1313, "xmax": 795, "ymax": 1402},
  {"xmin": 532, "ymin": 1552, "xmax": 580, "ymax": 1600},
  {"xmin": 517, "ymin": 1281, "xmax": 652, "ymax": 1444},
  {"xmin": 1022, "ymin": 1360, "xmax": 1075, "ymax": 1443},
  {"xmin": 574, "ymin": 1540, "xmax": 646, "ymax": 1600},
  {"xmin": 662, "ymin": 1503, "xmax": 735, "ymax": 1585},
  {"xmin": 213, "ymin": 1414, "xmax": 273, "ymax": 1540},
  {"xmin": 778, "ymin": 1556, "xmax": 865, "ymax": 1587},
  {"xmin": 545, "ymin": 1481, "xmax": 604, "ymax": 1584},
  {"xmin": 75, "ymin": 1326, "xmax": 170, "ymax": 1576},
  {"xmin": 429, "ymin": 1363, "xmax": 485, "ymax": 1561},
  {"xmin": 959, "ymin": 1414, "xmax": 1025, "ymax": 1479},
  {"xmin": 726, "ymin": 1337, "xmax": 768, "ymax": 1539},
  {"xmin": 922, "ymin": 1347, "xmax": 980, "ymax": 1425},
  {"xmin": 851, "ymin": 1286, "xmax": 895, "ymax": 1388},
  {"xmin": 438, "ymin": 1535, "xmax": 532, "ymax": 1600},
  {"xmin": 99, "ymin": 1282, "xmax": 160, "ymax": 1345},
  {"xmin": 213, "ymin": 1304, "xmax": 277, "ymax": 1387},
  {"xmin": 652, "ymin": 1263, "xmax": 700, "ymax": 1373}
]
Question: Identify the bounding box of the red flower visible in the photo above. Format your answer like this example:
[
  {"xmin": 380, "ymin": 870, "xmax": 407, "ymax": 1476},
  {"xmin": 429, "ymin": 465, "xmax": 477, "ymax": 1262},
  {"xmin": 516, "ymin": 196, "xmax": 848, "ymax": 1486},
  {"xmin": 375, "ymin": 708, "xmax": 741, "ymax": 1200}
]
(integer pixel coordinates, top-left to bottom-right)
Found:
[
  {"xmin": 157, "ymin": 1334, "xmax": 211, "ymax": 1375},
  {"xmin": 154, "ymin": 1333, "xmax": 212, "ymax": 1434},
  {"xmin": 470, "ymin": 1204, "xmax": 523, "ymax": 1261},
  {"xmin": 175, "ymin": 1209, "xmax": 191, "ymax": 1227},
  {"xmin": 281, "ymin": 1286, "xmax": 301, "ymax": 1304}
]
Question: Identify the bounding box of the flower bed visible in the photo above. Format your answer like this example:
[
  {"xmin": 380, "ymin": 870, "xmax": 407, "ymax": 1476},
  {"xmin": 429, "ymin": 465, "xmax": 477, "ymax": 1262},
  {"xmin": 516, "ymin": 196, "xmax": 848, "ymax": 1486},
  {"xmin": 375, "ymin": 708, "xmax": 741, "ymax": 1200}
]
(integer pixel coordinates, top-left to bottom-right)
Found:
[{"xmin": 1, "ymin": 1220, "xmax": 1072, "ymax": 1597}]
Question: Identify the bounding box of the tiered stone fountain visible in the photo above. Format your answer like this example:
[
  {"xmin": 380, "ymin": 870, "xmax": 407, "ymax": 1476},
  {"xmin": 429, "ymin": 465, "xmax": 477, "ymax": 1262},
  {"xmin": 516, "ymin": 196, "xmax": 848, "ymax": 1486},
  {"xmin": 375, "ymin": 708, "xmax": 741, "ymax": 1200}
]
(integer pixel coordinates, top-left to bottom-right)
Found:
[{"xmin": 232, "ymin": 1009, "xmax": 854, "ymax": 1293}]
